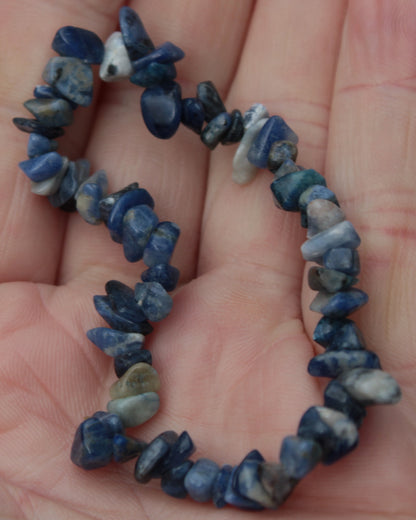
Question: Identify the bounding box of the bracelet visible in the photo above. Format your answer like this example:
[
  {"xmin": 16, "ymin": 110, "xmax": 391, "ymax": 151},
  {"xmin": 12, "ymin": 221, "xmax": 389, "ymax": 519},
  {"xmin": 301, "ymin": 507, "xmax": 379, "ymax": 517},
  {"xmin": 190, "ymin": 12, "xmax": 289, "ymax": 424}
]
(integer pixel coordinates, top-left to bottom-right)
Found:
[{"xmin": 12, "ymin": 6, "xmax": 402, "ymax": 511}]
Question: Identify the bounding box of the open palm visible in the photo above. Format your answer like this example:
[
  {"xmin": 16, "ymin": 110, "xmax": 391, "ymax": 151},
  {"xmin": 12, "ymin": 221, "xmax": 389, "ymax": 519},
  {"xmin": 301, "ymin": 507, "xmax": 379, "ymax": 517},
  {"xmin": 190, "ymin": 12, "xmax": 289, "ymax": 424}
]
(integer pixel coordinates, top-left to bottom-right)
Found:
[{"xmin": 0, "ymin": 0, "xmax": 415, "ymax": 518}]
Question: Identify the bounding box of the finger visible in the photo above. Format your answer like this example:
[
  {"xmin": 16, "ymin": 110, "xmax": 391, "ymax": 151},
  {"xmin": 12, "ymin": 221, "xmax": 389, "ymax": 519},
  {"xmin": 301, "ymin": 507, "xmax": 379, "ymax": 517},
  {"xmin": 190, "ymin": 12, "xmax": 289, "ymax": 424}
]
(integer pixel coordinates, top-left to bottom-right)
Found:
[{"xmin": 0, "ymin": 0, "xmax": 122, "ymax": 284}]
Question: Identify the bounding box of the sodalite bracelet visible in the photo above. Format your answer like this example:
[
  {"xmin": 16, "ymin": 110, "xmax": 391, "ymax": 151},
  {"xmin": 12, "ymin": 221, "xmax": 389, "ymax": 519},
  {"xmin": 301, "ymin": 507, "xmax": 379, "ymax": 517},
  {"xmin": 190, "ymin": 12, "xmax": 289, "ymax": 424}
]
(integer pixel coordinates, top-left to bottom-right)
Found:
[{"xmin": 13, "ymin": 7, "xmax": 402, "ymax": 511}]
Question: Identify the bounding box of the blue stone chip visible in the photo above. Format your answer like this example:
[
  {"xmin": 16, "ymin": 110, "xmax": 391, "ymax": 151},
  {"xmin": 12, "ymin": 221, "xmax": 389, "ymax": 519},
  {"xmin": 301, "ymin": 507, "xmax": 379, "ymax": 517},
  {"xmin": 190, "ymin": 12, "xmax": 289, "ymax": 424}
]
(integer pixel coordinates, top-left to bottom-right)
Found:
[
  {"xmin": 13, "ymin": 117, "xmax": 65, "ymax": 139},
  {"xmin": 196, "ymin": 81, "xmax": 226, "ymax": 122},
  {"xmin": 143, "ymin": 221, "xmax": 180, "ymax": 267},
  {"xmin": 24, "ymin": 98, "xmax": 73, "ymax": 127},
  {"xmin": 119, "ymin": 6, "xmax": 155, "ymax": 62},
  {"xmin": 134, "ymin": 282, "xmax": 173, "ymax": 322},
  {"xmin": 181, "ymin": 97, "xmax": 205, "ymax": 134},
  {"xmin": 279, "ymin": 435, "xmax": 322, "ymax": 479},
  {"xmin": 141, "ymin": 264, "xmax": 180, "ymax": 292},
  {"xmin": 161, "ymin": 460, "xmax": 194, "ymax": 499},
  {"xmin": 52, "ymin": 26, "xmax": 104, "ymax": 64},
  {"xmin": 122, "ymin": 205, "xmax": 159, "ymax": 262},
  {"xmin": 135, "ymin": 431, "xmax": 179, "ymax": 483},
  {"xmin": 141, "ymin": 81, "xmax": 182, "ymax": 139},
  {"xmin": 27, "ymin": 133, "xmax": 58, "ymax": 158},
  {"xmin": 184, "ymin": 458, "xmax": 220, "ymax": 502},
  {"xmin": 86, "ymin": 327, "xmax": 144, "ymax": 357},
  {"xmin": 19, "ymin": 152, "xmax": 65, "ymax": 182},
  {"xmin": 310, "ymin": 289, "xmax": 368, "ymax": 318},
  {"xmin": 114, "ymin": 349, "xmax": 153, "ymax": 378},
  {"xmin": 324, "ymin": 380, "xmax": 366, "ymax": 427},
  {"xmin": 270, "ymin": 169, "xmax": 326, "ymax": 211}
]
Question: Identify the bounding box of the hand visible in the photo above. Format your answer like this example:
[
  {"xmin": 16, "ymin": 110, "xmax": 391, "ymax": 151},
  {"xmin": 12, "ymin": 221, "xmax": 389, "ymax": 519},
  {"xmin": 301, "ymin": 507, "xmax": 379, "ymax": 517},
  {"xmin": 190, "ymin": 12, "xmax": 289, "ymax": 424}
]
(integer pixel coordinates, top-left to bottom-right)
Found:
[{"xmin": 0, "ymin": 0, "xmax": 414, "ymax": 518}]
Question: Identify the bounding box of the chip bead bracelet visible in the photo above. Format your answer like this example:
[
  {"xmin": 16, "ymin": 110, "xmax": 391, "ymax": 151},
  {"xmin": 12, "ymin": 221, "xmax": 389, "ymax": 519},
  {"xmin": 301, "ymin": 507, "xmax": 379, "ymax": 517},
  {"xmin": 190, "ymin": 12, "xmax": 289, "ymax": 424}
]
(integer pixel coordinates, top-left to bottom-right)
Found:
[{"xmin": 12, "ymin": 6, "xmax": 402, "ymax": 512}]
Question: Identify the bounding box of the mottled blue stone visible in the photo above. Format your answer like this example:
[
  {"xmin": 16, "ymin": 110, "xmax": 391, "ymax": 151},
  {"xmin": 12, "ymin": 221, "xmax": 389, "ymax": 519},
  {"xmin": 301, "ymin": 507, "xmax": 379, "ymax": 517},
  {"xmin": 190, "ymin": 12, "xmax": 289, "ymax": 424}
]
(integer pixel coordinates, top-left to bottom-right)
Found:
[
  {"xmin": 300, "ymin": 185, "xmax": 338, "ymax": 228},
  {"xmin": 86, "ymin": 327, "xmax": 144, "ymax": 357},
  {"xmin": 161, "ymin": 460, "xmax": 194, "ymax": 499},
  {"xmin": 158, "ymin": 431, "xmax": 196, "ymax": 474},
  {"xmin": 298, "ymin": 406, "xmax": 359, "ymax": 465},
  {"xmin": 224, "ymin": 465, "xmax": 264, "ymax": 510},
  {"xmin": 279, "ymin": 435, "xmax": 322, "ymax": 479},
  {"xmin": 12, "ymin": 117, "xmax": 65, "ymax": 139},
  {"xmin": 76, "ymin": 169, "xmax": 108, "ymax": 225},
  {"xmin": 92, "ymin": 411, "xmax": 124, "ymax": 435},
  {"xmin": 24, "ymin": 98, "xmax": 73, "ymax": 127},
  {"xmin": 201, "ymin": 112, "xmax": 232, "ymax": 150},
  {"xmin": 308, "ymin": 349, "xmax": 381, "ymax": 378},
  {"xmin": 247, "ymin": 116, "xmax": 298, "ymax": 168},
  {"xmin": 212, "ymin": 465, "xmax": 233, "ymax": 508},
  {"xmin": 122, "ymin": 205, "xmax": 159, "ymax": 262},
  {"xmin": 134, "ymin": 282, "xmax": 173, "ymax": 322},
  {"xmin": 112, "ymin": 434, "xmax": 147, "ymax": 463},
  {"xmin": 197, "ymin": 81, "xmax": 226, "ymax": 122},
  {"xmin": 119, "ymin": 6, "xmax": 155, "ymax": 62},
  {"xmin": 105, "ymin": 280, "xmax": 146, "ymax": 324},
  {"xmin": 42, "ymin": 57, "xmax": 93, "ymax": 107},
  {"xmin": 130, "ymin": 62, "xmax": 176, "ymax": 87},
  {"xmin": 143, "ymin": 222, "xmax": 180, "ymax": 267},
  {"xmin": 99, "ymin": 183, "xmax": 139, "ymax": 224},
  {"xmin": 107, "ymin": 392, "xmax": 160, "ymax": 428},
  {"xmin": 181, "ymin": 97, "xmax": 205, "ymax": 134},
  {"xmin": 19, "ymin": 152, "xmax": 65, "ymax": 182},
  {"xmin": 270, "ymin": 169, "xmax": 326, "ymax": 211},
  {"xmin": 48, "ymin": 159, "xmax": 90, "ymax": 210},
  {"xmin": 274, "ymin": 158, "xmax": 300, "ymax": 178},
  {"xmin": 323, "ymin": 248, "xmax": 360, "ymax": 275},
  {"xmin": 131, "ymin": 41, "xmax": 184, "ymax": 71},
  {"xmin": 337, "ymin": 368, "xmax": 402, "ymax": 406},
  {"xmin": 141, "ymin": 81, "xmax": 182, "ymax": 139},
  {"xmin": 313, "ymin": 317, "xmax": 365, "ymax": 350},
  {"xmin": 93, "ymin": 295, "xmax": 146, "ymax": 332},
  {"xmin": 107, "ymin": 188, "xmax": 155, "ymax": 243},
  {"xmin": 135, "ymin": 431, "xmax": 179, "ymax": 484},
  {"xmin": 267, "ymin": 140, "xmax": 298, "ymax": 173},
  {"xmin": 310, "ymin": 289, "xmax": 368, "ymax": 318},
  {"xmin": 184, "ymin": 458, "xmax": 220, "ymax": 502},
  {"xmin": 114, "ymin": 349, "xmax": 152, "ymax": 378},
  {"xmin": 141, "ymin": 264, "xmax": 180, "ymax": 292},
  {"xmin": 33, "ymin": 84, "xmax": 78, "ymax": 110},
  {"xmin": 308, "ymin": 267, "xmax": 358, "ymax": 293},
  {"xmin": 27, "ymin": 133, "xmax": 58, "ymax": 158},
  {"xmin": 301, "ymin": 221, "xmax": 361, "ymax": 262},
  {"xmin": 221, "ymin": 109, "xmax": 244, "ymax": 144},
  {"xmin": 324, "ymin": 380, "xmax": 366, "ymax": 427},
  {"xmin": 52, "ymin": 26, "xmax": 104, "ymax": 64}
]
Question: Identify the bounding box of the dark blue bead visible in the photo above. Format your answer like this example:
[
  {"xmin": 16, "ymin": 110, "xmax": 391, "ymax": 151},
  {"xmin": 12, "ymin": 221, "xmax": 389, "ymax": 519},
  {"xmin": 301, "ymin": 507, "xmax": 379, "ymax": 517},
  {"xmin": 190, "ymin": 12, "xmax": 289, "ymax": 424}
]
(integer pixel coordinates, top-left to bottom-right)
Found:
[
  {"xmin": 323, "ymin": 248, "xmax": 360, "ymax": 275},
  {"xmin": 310, "ymin": 289, "xmax": 368, "ymax": 318},
  {"xmin": 324, "ymin": 380, "xmax": 367, "ymax": 427},
  {"xmin": 161, "ymin": 460, "xmax": 194, "ymax": 499},
  {"xmin": 98, "ymin": 183, "xmax": 140, "ymax": 224},
  {"xmin": 131, "ymin": 41, "xmax": 185, "ymax": 72},
  {"xmin": 134, "ymin": 282, "xmax": 173, "ymax": 322},
  {"xmin": 181, "ymin": 97, "xmax": 205, "ymax": 134},
  {"xmin": 157, "ymin": 431, "xmax": 196, "ymax": 474},
  {"xmin": 119, "ymin": 6, "xmax": 155, "ymax": 62},
  {"xmin": 313, "ymin": 317, "xmax": 365, "ymax": 349},
  {"xmin": 279, "ymin": 435, "xmax": 322, "ymax": 479},
  {"xmin": 27, "ymin": 133, "xmax": 58, "ymax": 158},
  {"xmin": 19, "ymin": 152, "xmax": 65, "ymax": 182},
  {"xmin": 224, "ymin": 465, "xmax": 264, "ymax": 510},
  {"xmin": 270, "ymin": 169, "xmax": 326, "ymax": 211},
  {"xmin": 141, "ymin": 81, "xmax": 182, "ymax": 139},
  {"xmin": 308, "ymin": 267, "xmax": 358, "ymax": 293},
  {"xmin": 212, "ymin": 464, "xmax": 233, "ymax": 508},
  {"xmin": 200, "ymin": 112, "xmax": 232, "ymax": 150},
  {"xmin": 52, "ymin": 26, "xmax": 104, "ymax": 64},
  {"xmin": 301, "ymin": 221, "xmax": 361, "ymax": 262},
  {"xmin": 114, "ymin": 349, "xmax": 152, "ymax": 378},
  {"xmin": 24, "ymin": 98, "xmax": 73, "ymax": 127},
  {"xmin": 86, "ymin": 327, "xmax": 144, "ymax": 357},
  {"xmin": 135, "ymin": 431, "xmax": 179, "ymax": 483},
  {"xmin": 48, "ymin": 159, "xmax": 90, "ymax": 210},
  {"xmin": 33, "ymin": 84, "xmax": 78, "ymax": 110},
  {"xmin": 105, "ymin": 280, "xmax": 146, "ymax": 324},
  {"xmin": 242, "ymin": 449, "xmax": 265, "ymax": 463},
  {"xmin": 130, "ymin": 62, "xmax": 176, "ymax": 87},
  {"xmin": 184, "ymin": 458, "xmax": 220, "ymax": 502},
  {"xmin": 92, "ymin": 411, "xmax": 124, "ymax": 436},
  {"xmin": 143, "ymin": 222, "xmax": 180, "ymax": 267},
  {"xmin": 267, "ymin": 140, "xmax": 298, "ymax": 172},
  {"xmin": 107, "ymin": 188, "xmax": 155, "ymax": 243},
  {"xmin": 12, "ymin": 117, "xmax": 65, "ymax": 139},
  {"xmin": 221, "ymin": 109, "xmax": 244, "ymax": 144},
  {"xmin": 93, "ymin": 295, "xmax": 147, "ymax": 332},
  {"xmin": 113, "ymin": 434, "xmax": 147, "ymax": 463},
  {"xmin": 122, "ymin": 205, "xmax": 159, "ymax": 262},
  {"xmin": 141, "ymin": 264, "xmax": 180, "ymax": 292},
  {"xmin": 196, "ymin": 81, "xmax": 226, "ymax": 122},
  {"xmin": 308, "ymin": 349, "xmax": 381, "ymax": 378},
  {"xmin": 75, "ymin": 170, "xmax": 108, "ymax": 225},
  {"xmin": 248, "ymin": 116, "xmax": 298, "ymax": 168}
]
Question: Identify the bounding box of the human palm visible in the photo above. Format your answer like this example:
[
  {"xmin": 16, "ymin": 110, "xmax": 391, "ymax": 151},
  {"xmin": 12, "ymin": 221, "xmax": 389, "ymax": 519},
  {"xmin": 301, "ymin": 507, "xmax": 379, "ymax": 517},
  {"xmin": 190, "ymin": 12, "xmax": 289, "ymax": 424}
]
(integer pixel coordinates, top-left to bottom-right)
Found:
[{"xmin": 0, "ymin": 0, "xmax": 415, "ymax": 518}]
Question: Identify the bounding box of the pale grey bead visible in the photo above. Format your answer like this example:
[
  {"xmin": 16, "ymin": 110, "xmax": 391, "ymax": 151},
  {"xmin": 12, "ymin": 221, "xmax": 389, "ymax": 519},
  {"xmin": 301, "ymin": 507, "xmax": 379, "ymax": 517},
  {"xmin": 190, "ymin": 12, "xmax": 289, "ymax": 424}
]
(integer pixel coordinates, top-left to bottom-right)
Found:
[
  {"xmin": 243, "ymin": 103, "xmax": 269, "ymax": 130},
  {"xmin": 314, "ymin": 406, "xmax": 359, "ymax": 446},
  {"xmin": 236, "ymin": 461, "xmax": 278, "ymax": 508},
  {"xmin": 109, "ymin": 362, "xmax": 160, "ymax": 399},
  {"xmin": 99, "ymin": 32, "xmax": 134, "ymax": 82},
  {"xmin": 232, "ymin": 118, "xmax": 268, "ymax": 185},
  {"xmin": 107, "ymin": 392, "xmax": 160, "ymax": 428},
  {"xmin": 258, "ymin": 463, "xmax": 297, "ymax": 508},
  {"xmin": 307, "ymin": 199, "xmax": 345, "ymax": 238},
  {"xmin": 30, "ymin": 156, "xmax": 69, "ymax": 195},
  {"xmin": 301, "ymin": 221, "xmax": 360, "ymax": 262},
  {"xmin": 338, "ymin": 368, "xmax": 402, "ymax": 406}
]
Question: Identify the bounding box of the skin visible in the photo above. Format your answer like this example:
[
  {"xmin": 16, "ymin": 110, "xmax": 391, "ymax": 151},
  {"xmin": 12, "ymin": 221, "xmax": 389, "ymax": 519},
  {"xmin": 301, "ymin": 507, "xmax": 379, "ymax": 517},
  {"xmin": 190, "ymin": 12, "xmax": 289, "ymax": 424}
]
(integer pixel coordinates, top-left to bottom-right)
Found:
[{"xmin": 0, "ymin": 0, "xmax": 415, "ymax": 518}]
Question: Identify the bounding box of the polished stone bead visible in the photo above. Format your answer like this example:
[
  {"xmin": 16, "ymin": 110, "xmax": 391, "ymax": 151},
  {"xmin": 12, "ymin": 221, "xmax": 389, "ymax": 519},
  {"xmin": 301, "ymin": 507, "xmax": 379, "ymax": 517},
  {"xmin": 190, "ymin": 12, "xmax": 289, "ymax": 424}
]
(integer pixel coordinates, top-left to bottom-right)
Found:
[
  {"xmin": 313, "ymin": 317, "xmax": 365, "ymax": 350},
  {"xmin": 307, "ymin": 199, "xmax": 345, "ymax": 238},
  {"xmin": 130, "ymin": 62, "xmax": 176, "ymax": 87},
  {"xmin": 143, "ymin": 222, "xmax": 180, "ymax": 267},
  {"xmin": 24, "ymin": 98, "xmax": 73, "ymax": 127},
  {"xmin": 30, "ymin": 158, "xmax": 68, "ymax": 196},
  {"xmin": 242, "ymin": 103, "xmax": 269, "ymax": 130},
  {"xmin": 323, "ymin": 248, "xmax": 360, "ymax": 275},
  {"xmin": 310, "ymin": 288, "xmax": 368, "ymax": 318},
  {"xmin": 114, "ymin": 349, "xmax": 152, "ymax": 378},
  {"xmin": 271, "ymin": 169, "xmax": 326, "ymax": 211},
  {"xmin": 184, "ymin": 458, "xmax": 220, "ymax": 502},
  {"xmin": 181, "ymin": 97, "xmax": 205, "ymax": 134},
  {"xmin": 27, "ymin": 133, "xmax": 58, "ymax": 158},
  {"xmin": 75, "ymin": 169, "xmax": 108, "ymax": 224},
  {"xmin": 113, "ymin": 434, "xmax": 147, "ymax": 463},
  {"xmin": 122, "ymin": 205, "xmax": 159, "ymax": 262},
  {"xmin": 197, "ymin": 81, "xmax": 226, "ymax": 122},
  {"xmin": 301, "ymin": 221, "xmax": 361, "ymax": 262},
  {"xmin": 19, "ymin": 152, "xmax": 65, "ymax": 182},
  {"xmin": 52, "ymin": 26, "xmax": 104, "ymax": 64},
  {"xmin": 134, "ymin": 282, "xmax": 173, "ymax": 322},
  {"xmin": 267, "ymin": 140, "xmax": 298, "ymax": 173},
  {"xmin": 157, "ymin": 431, "xmax": 196, "ymax": 474},
  {"xmin": 93, "ymin": 295, "xmax": 146, "ymax": 332},
  {"xmin": 279, "ymin": 435, "xmax": 322, "ymax": 479},
  {"xmin": 337, "ymin": 368, "xmax": 402, "ymax": 406},
  {"xmin": 298, "ymin": 406, "xmax": 359, "ymax": 464},
  {"xmin": 221, "ymin": 109, "xmax": 244, "ymax": 144},
  {"xmin": 135, "ymin": 431, "xmax": 179, "ymax": 483},
  {"xmin": 141, "ymin": 264, "xmax": 180, "ymax": 292},
  {"xmin": 201, "ymin": 112, "xmax": 232, "ymax": 150},
  {"xmin": 48, "ymin": 159, "xmax": 90, "ymax": 210},
  {"xmin": 161, "ymin": 460, "xmax": 194, "ymax": 499},
  {"xmin": 324, "ymin": 380, "xmax": 366, "ymax": 427},
  {"xmin": 300, "ymin": 185, "xmax": 338, "ymax": 228},
  {"xmin": 99, "ymin": 183, "xmax": 139, "ymax": 224},
  {"xmin": 92, "ymin": 411, "xmax": 124, "ymax": 435},
  {"xmin": 257, "ymin": 463, "xmax": 298, "ymax": 508},
  {"xmin": 232, "ymin": 118, "xmax": 268, "ymax": 185},
  {"xmin": 212, "ymin": 464, "xmax": 233, "ymax": 508},
  {"xmin": 107, "ymin": 392, "xmax": 160, "ymax": 428},
  {"xmin": 86, "ymin": 327, "xmax": 144, "ymax": 357},
  {"xmin": 131, "ymin": 41, "xmax": 185, "ymax": 72},
  {"xmin": 235, "ymin": 459, "xmax": 277, "ymax": 509},
  {"xmin": 42, "ymin": 57, "xmax": 94, "ymax": 107},
  {"xmin": 119, "ymin": 6, "xmax": 155, "ymax": 62},
  {"xmin": 105, "ymin": 280, "xmax": 146, "ymax": 324},
  {"xmin": 308, "ymin": 350, "xmax": 381, "ymax": 378},
  {"xmin": 224, "ymin": 465, "xmax": 264, "ymax": 510},
  {"xmin": 274, "ymin": 158, "xmax": 301, "ymax": 178},
  {"xmin": 308, "ymin": 267, "xmax": 358, "ymax": 293},
  {"xmin": 109, "ymin": 362, "xmax": 160, "ymax": 399},
  {"xmin": 13, "ymin": 117, "xmax": 64, "ymax": 139},
  {"xmin": 247, "ymin": 116, "xmax": 298, "ymax": 168},
  {"xmin": 99, "ymin": 32, "xmax": 134, "ymax": 82},
  {"xmin": 141, "ymin": 81, "xmax": 182, "ymax": 139},
  {"xmin": 33, "ymin": 84, "xmax": 78, "ymax": 110}
]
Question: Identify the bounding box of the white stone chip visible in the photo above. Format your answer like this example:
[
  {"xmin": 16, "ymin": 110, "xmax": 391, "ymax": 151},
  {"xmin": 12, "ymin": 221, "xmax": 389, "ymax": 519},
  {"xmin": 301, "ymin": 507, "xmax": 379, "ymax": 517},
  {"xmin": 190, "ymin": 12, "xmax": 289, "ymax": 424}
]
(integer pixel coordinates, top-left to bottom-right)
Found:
[
  {"xmin": 100, "ymin": 31, "xmax": 134, "ymax": 82},
  {"xmin": 232, "ymin": 117, "xmax": 268, "ymax": 185}
]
